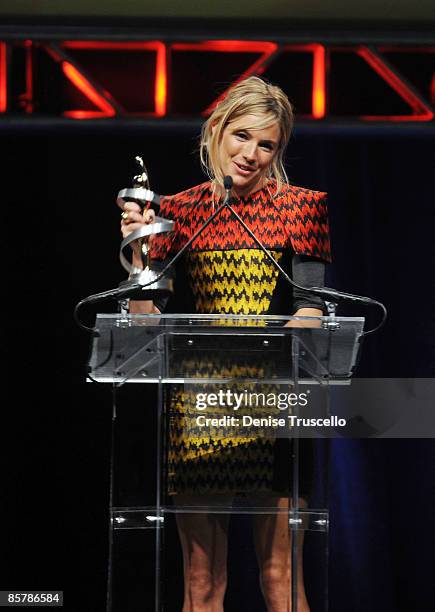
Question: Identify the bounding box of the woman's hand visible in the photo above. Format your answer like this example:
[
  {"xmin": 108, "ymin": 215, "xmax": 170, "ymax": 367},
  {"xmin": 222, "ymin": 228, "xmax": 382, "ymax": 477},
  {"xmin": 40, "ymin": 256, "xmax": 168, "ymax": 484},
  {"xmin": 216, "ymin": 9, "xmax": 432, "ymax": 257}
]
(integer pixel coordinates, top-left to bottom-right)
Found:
[
  {"xmin": 284, "ymin": 308, "xmax": 323, "ymax": 328},
  {"xmin": 120, "ymin": 201, "xmax": 156, "ymax": 268},
  {"xmin": 119, "ymin": 201, "xmax": 160, "ymax": 313}
]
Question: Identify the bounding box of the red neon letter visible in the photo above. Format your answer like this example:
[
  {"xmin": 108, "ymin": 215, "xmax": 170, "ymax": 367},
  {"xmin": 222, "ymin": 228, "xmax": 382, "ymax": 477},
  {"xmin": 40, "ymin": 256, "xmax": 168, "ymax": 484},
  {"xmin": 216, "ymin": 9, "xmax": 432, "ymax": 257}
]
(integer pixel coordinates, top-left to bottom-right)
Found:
[
  {"xmin": 0, "ymin": 43, "xmax": 6, "ymax": 113},
  {"xmin": 312, "ymin": 45, "xmax": 326, "ymax": 119}
]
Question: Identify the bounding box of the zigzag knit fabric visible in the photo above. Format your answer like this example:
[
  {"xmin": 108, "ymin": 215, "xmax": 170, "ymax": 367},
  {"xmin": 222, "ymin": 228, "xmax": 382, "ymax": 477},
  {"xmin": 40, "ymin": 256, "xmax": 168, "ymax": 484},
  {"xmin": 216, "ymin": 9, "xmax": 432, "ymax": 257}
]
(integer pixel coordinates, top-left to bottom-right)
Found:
[
  {"xmin": 150, "ymin": 179, "xmax": 331, "ymax": 261},
  {"xmin": 156, "ymin": 180, "xmax": 329, "ymax": 495}
]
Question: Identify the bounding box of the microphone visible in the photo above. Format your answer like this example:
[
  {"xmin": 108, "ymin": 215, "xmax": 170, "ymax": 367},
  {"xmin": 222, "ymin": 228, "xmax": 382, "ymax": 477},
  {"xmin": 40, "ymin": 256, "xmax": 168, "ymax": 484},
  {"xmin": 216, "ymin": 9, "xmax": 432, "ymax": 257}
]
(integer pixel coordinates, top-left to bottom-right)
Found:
[
  {"xmin": 224, "ymin": 175, "xmax": 233, "ymax": 190},
  {"xmin": 308, "ymin": 286, "xmax": 377, "ymax": 305},
  {"xmin": 223, "ymin": 176, "xmax": 233, "ymax": 207}
]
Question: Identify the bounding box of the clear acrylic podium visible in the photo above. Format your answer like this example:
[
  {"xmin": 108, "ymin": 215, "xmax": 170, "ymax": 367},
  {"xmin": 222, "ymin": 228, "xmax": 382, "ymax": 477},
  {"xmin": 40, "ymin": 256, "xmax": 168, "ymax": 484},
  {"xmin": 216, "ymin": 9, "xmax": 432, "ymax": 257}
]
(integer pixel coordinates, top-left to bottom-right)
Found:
[{"xmin": 88, "ymin": 313, "xmax": 365, "ymax": 611}]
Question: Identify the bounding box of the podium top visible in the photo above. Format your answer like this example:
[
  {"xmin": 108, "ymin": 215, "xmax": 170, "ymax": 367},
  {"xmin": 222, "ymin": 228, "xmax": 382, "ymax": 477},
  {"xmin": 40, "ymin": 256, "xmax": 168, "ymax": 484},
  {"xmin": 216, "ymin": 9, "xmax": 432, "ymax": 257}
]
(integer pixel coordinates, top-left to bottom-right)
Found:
[
  {"xmin": 95, "ymin": 313, "xmax": 364, "ymax": 328},
  {"xmin": 89, "ymin": 314, "xmax": 365, "ymax": 384}
]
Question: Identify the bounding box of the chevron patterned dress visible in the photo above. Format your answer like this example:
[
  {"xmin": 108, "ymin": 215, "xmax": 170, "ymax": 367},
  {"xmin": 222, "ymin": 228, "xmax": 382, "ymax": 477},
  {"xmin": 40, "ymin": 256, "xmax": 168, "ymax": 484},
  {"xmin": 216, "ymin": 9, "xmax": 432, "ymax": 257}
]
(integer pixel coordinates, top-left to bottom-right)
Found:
[{"xmin": 150, "ymin": 180, "xmax": 331, "ymax": 495}]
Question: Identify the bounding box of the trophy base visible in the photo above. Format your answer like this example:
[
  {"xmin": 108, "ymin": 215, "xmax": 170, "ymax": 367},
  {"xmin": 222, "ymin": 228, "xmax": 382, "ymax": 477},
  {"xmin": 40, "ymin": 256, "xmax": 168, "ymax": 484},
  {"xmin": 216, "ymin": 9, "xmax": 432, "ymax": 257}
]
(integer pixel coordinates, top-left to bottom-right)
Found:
[{"xmin": 118, "ymin": 269, "xmax": 173, "ymax": 300}]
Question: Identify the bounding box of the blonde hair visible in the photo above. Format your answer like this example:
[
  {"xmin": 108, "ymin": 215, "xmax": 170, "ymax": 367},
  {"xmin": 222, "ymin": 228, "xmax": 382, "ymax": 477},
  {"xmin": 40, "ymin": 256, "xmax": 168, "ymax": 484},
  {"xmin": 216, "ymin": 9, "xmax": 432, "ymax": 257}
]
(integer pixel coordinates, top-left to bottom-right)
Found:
[{"xmin": 200, "ymin": 76, "xmax": 294, "ymax": 195}]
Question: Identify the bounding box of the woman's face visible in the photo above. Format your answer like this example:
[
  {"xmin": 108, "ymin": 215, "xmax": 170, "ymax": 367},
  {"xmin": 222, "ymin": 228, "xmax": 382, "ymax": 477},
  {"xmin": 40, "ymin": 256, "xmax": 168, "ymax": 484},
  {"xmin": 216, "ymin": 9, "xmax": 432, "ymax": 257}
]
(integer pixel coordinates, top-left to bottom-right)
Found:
[{"xmin": 216, "ymin": 114, "xmax": 280, "ymax": 197}]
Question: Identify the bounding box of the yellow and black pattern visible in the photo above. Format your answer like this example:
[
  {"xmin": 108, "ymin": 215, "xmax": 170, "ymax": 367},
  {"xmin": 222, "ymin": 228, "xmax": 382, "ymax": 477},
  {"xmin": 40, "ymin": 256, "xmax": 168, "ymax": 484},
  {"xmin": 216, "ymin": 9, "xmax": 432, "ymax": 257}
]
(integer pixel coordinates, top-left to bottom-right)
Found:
[
  {"xmin": 187, "ymin": 249, "xmax": 283, "ymax": 315},
  {"xmin": 167, "ymin": 374, "xmax": 283, "ymax": 495},
  {"xmin": 163, "ymin": 182, "xmax": 328, "ymax": 496},
  {"xmin": 168, "ymin": 249, "xmax": 287, "ymax": 495}
]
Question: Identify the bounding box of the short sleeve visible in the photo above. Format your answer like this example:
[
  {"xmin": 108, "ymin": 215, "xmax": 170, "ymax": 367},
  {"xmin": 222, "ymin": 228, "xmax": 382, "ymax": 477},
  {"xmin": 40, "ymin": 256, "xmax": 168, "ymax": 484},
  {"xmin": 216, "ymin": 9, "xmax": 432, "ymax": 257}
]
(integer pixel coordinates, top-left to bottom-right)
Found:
[{"xmin": 281, "ymin": 187, "xmax": 332, "ymax": 263}]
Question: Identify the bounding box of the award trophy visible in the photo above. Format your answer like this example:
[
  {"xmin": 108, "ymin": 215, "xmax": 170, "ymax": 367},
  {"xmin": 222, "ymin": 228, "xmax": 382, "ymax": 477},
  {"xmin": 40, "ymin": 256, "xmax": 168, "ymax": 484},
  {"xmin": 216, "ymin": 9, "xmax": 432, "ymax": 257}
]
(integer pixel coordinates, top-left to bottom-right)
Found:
[{"xmin": 117, "ymin": 157, "xmax": 174, "ymax": 300}]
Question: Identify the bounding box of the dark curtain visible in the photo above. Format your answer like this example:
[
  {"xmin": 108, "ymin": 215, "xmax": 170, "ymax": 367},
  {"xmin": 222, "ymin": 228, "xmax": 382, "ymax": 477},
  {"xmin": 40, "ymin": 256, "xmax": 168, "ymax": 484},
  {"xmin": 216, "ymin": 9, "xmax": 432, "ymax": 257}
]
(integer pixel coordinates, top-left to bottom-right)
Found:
[{"xmin": 3, "ymin": 123, "xmax": 435, "ymax": 611}]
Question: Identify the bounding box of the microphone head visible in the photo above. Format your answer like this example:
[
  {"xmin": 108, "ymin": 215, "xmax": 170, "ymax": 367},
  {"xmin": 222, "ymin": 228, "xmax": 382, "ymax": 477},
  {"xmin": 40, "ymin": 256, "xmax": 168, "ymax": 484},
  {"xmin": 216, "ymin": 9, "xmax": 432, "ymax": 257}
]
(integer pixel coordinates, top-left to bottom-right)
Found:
[{"xmin": 223, "ymin": 175, "xmax": 233, "ymax": 190}]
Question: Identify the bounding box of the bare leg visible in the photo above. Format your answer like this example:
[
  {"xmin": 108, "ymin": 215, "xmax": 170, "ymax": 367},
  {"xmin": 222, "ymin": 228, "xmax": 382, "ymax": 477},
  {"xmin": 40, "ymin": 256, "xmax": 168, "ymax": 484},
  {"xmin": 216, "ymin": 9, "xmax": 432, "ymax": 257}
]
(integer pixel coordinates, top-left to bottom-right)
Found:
[
  {"xmin": 175, "ymin": 495, "xmax": 231, "ymax": 612},
  {"xmin": 253, "ymin": 497, "xmax": 310, "ymax": 612}
]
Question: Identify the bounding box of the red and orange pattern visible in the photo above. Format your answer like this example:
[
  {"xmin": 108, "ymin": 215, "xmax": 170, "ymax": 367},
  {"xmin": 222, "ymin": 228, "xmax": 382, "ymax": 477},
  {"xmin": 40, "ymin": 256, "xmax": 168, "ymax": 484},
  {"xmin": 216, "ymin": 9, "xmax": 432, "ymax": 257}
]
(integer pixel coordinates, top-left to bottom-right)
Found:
[{"xmin": 151, "ymin": 179, "xmax": 331, "ymax": 262}]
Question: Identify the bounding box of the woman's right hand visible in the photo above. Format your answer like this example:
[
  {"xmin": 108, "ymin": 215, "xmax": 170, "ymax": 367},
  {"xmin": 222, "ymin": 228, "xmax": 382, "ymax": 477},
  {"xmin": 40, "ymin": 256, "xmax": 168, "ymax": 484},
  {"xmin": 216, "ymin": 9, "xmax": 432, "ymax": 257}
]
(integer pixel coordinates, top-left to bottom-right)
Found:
[
  {"xmin": 119, "ymin": 201, "xmax": 160, "ymax": 313},
  {"xmin": 120, "ymin": 201, "xmax": 156, "ymax": 262}
]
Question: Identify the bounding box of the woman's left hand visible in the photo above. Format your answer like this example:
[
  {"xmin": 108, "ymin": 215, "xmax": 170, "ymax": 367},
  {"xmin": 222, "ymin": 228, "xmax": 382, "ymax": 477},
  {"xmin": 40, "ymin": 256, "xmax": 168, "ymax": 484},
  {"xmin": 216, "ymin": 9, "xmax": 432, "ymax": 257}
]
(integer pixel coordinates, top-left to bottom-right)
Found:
[{"xmin": 284, "ymin": 308, "xmax": 323, "ymax": 328}]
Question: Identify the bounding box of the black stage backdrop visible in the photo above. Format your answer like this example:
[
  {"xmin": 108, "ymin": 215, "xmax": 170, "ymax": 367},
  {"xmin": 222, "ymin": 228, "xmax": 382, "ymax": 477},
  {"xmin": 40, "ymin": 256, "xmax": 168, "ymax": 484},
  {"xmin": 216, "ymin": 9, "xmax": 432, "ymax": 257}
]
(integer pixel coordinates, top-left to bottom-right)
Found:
[{"xmin": 3, "ymin": 123, "xmax": 435, "ymax": 611}]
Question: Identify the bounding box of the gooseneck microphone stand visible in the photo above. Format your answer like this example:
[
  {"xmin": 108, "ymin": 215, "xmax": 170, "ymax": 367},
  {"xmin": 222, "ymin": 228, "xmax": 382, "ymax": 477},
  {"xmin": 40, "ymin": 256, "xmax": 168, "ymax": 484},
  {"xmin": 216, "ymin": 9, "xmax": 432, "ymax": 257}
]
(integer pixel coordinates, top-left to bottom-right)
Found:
[{"xmin": 76, "ymin": 174, "xmax": 387, "ymax": 338}]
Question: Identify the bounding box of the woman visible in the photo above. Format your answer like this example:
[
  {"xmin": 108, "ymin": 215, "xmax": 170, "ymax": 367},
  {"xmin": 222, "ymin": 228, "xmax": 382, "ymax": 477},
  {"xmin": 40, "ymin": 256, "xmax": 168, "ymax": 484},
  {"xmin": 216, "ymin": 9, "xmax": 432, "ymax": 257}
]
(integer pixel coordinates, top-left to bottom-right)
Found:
[{"xmin": 120, "ymin": 77, "xmax": 331, "ymax": 612}]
